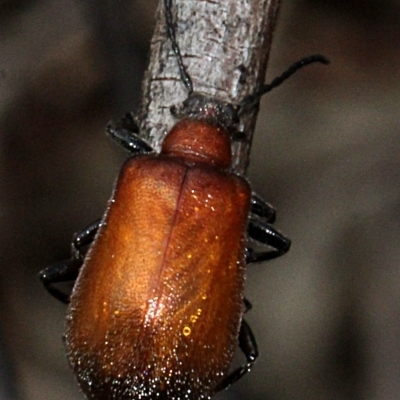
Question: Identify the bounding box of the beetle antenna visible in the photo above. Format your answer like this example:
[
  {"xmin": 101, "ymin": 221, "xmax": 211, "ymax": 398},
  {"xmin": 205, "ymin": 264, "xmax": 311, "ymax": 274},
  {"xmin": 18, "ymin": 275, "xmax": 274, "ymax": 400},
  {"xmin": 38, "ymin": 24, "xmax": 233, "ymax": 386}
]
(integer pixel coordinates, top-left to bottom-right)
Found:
[
  {"xmin": 239, "ymin": 54, "xmax": 329, "ymax": 111},
  {"xmin": 164, "ymin": 0, "xmax": 194, "ymax": 95}
]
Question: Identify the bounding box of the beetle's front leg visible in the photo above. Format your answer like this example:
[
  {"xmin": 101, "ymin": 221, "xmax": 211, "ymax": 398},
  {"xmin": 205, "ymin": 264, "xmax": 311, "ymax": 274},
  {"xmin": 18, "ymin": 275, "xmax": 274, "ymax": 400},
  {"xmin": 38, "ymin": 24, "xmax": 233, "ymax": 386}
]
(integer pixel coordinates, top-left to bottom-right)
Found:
[
  {"xmin": 106, "ymin": 112, "xmax": 153, "ymax": 154},
  {"xmin": 215, "ymin": 318, "xmax": 259, "ymax": 392}
]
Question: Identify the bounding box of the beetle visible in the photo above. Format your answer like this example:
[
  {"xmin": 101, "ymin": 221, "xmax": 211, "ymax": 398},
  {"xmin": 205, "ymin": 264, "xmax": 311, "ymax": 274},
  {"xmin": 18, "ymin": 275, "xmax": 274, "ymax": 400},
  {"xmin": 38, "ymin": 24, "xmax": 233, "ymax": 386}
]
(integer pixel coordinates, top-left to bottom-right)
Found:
[{"xmin": 39, "ymin": 0, "xmax": 328, "ymax": 398}]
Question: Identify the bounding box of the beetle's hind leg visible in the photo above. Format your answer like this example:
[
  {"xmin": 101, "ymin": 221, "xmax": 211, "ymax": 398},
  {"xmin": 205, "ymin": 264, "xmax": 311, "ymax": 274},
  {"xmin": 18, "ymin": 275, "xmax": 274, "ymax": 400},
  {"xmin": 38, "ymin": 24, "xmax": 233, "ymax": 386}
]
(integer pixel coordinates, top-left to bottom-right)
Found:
[
  {"xmin": 215, "ymin": 318, "xmax": 258, "ymax": 392},
  {"xmin": 247, "ymin": 192, "xmax": 291, "ymax": 263},
  {"xmin": 106, "ymin": 112, "xmax": 153, "ymax": 154},
  {"xmin": 39, "ymin": 218, "xmax": 102, "ymax": 303}
]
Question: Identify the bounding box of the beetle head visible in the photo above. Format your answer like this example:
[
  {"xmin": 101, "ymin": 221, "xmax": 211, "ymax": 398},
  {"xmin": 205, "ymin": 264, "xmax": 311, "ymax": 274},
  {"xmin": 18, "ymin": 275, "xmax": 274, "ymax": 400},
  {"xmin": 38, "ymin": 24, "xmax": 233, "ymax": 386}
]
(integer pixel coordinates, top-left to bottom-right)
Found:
[{"xmin": 170, "ymin": 93, "xmax": 240, "ymax": 132}]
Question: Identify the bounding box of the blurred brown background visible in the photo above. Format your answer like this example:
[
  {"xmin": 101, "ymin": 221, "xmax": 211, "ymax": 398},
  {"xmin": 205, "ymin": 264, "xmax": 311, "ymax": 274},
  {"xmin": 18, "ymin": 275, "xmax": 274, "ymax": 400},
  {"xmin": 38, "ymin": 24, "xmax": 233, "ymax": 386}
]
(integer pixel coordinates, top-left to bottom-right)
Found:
[{"xmin": 0, "ymin": 0, "xmax": 399, "ymax": 399}]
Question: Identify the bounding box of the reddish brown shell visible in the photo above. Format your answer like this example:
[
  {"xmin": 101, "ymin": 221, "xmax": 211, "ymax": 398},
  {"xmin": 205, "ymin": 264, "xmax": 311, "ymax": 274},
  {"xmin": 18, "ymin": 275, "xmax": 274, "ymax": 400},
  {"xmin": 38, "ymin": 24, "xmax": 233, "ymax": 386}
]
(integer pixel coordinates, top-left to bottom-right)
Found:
[
  {"xmin": 161, "ymin": 119, "xmax": 232, "ymax": 169},
  {"xmin": 65, "ymin": 147, "xmax": 251, "ymax": 399}
]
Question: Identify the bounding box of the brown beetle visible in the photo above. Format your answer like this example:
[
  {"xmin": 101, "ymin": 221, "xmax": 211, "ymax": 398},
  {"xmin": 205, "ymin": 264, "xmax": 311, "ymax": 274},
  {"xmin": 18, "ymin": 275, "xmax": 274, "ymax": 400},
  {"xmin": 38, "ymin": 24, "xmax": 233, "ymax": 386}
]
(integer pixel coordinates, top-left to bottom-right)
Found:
[
  {"xmin": 65, "ymin": 118, "xmax": 254, "ymax": 399},
  {"xmin": 40, "ymin": 0, "xmax": 328, "ymax": 398}
]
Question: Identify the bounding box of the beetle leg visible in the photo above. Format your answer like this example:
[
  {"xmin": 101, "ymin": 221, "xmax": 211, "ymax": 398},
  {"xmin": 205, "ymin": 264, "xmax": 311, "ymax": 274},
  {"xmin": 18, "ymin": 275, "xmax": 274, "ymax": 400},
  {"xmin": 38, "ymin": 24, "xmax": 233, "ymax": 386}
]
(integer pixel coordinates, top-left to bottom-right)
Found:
[
  {"xmin": 250, "ymin": 192, "xmax": 276, "ymax": 223},
  {"xmin": 215, "ymin": 318, "xmax": 259, "ymax": 392},
  {"xmin": 106, "ymin": 113, "xmax": 153, "ymax": 154},
  {"xmin": 39, "ymin": 218, "xmax": 102, "ymax": 303},
  {"xmin": 246, "ymin": 246, "xmax": 286, "ymax": 264},
  {"xmin": 247, "ymin": 217, "xmax": 291, "ymax": 262},
  {"xmin": 243, "ymin": 297, "xmax": 252, "ymax": 313},
  {"xmin": 39, "ymin": 259, "xmax": 82, "ymax": 304},
  {"xmin": 71, "ymin": 218, "xmax": 102, "ymax": 259}
]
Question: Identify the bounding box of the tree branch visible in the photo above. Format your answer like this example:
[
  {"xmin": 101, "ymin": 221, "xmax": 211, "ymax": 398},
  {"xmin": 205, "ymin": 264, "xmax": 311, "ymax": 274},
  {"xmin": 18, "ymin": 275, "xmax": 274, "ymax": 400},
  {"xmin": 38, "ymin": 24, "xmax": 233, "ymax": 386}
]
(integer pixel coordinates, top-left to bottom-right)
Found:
[{"xmin": 137, "ymin": 0, "xmax": 281, "ymax": 175}]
